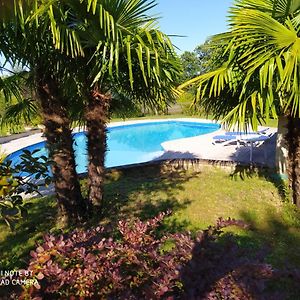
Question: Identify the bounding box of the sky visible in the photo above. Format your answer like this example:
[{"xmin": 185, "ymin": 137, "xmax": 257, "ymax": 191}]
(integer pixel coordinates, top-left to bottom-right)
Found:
[
  {"xmin": 154, "ymin": 0, "xmax": 233, "ymax": 53},
  {"xmin": 0, "ymin": 0, "xmax": 233, "ymax": 69}
]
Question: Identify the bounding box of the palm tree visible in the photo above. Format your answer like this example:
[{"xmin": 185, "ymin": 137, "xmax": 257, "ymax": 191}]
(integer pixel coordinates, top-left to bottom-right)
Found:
[
  {"xmin": 0, "ymin": 68, "xmax": 41, "ymax": 129},
  {"xmin": 179, "ymin": 0, "xmax": 300, "ymax": 206},
  {"xmin": 0, "ymin": 2, "xmax": 88, "ymax": 224},
  {"xmin": 1, "ymin": 0, "xmax": 181, "ymax": 220},
  {"xmin": 40, "ymin": 0, "xmax": 181, "ymax": 210}
]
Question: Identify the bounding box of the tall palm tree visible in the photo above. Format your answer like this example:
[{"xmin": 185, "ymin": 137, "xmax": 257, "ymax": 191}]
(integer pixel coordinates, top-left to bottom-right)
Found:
[
  {"xmin": 0, "ymin": 1, "xmax": 88, "ymax": 224},
  {"xmin": 179, "ymin": 0, "xmax": 300, "ymax": 206},
  {"xmin": 40, "ymin": 0, "xmax": 181, "ymax": 210},
  {"xmin": 1, "ymin": 0, "xmax": 181, "ymax": 220}
]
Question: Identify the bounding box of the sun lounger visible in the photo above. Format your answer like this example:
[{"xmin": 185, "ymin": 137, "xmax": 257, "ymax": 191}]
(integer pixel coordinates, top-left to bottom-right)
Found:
[
  {"xmin": 213, "ymin": 127, "xmax": 270, "ymax": 145},
  {"xmin": 224, "ymin": 128, "xmax": 270, "ymax": 136},
  {"xmin": 212, "ymin": 134, "xmax": 242, "ymax": 146},
  {"xmin": 212, "ymin": 130, "xmax": 271, "ymax": 162}
]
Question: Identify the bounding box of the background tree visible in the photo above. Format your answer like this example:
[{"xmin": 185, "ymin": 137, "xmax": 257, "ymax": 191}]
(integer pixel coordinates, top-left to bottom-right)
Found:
[
  {"xmin": 180, "ymin": 51, "xmax": 202, "ymax": 81},
  {"xmin": 178, "ymin": 40, "xmax": 225, "ymax": 115},
  {"xmin": 179, "ymin": 0, "xmax": 300, "ymax": 206},
  {"xmin": 179, "ymin": 40, "xmax": 226, "ymax": 82},
  {"xmin": 194, "ymin": 40, "xmax": 226, "ymax": 75}
]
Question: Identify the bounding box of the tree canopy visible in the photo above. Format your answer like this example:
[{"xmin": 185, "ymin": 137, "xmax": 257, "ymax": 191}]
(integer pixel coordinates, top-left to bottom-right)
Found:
[
  {"xmin": 179, "ymin": 40, "xmax": 225, "ymax": 82},
  {"xmin": 179, "ymin": 0, "xmax": 300, "ymax": 130},
  {"xmin": 0, "ymin": 0, "xmax": 182, "ymax": 223}
]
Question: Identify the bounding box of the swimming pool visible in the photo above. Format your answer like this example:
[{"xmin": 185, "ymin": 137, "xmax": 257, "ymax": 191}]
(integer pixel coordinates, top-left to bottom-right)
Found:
[{"xmin": 6, "ymin": 120, "xmax": 220, "ymax": 174}]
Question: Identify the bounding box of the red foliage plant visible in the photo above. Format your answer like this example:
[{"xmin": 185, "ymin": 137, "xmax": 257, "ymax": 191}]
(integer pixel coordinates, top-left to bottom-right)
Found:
[{"xmin": 20, "ymin": 212, "xmax": 298, "ymax": 299}]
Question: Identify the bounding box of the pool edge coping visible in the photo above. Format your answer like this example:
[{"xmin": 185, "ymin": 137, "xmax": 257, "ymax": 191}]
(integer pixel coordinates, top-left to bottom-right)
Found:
[{"xmin": 1, "ymin": 118, "xmax": 220, "ymax": 156}]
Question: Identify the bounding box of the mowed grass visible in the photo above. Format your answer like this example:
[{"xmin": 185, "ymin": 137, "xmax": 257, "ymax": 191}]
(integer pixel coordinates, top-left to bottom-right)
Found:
[{"xmin": 1, "ymin": 165, "xmax": 300, "ymax": 271}]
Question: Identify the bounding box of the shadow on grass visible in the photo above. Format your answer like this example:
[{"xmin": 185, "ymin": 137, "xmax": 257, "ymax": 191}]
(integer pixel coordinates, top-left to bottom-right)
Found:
[
  {"xmin": 230, "ymin": 164, "xmax": 289, "ymax": 201},
  {"xmin": 1, "ymin": 163, "xmax": 300, "ymax": 298},
  {"xmin": 0, "ymin": 196, "xmax": 58, "ymax": 298},
  {"xmin": 99, "ymin": 163, "xmax": 300, "ymax": 298},
  {"xmin": 235, "ymin": 207, "xmax": 300, "ymax": 298},
  {"xmin": 238, "ymin": 206, "xmax": 300, "ymax": 268},
  {"xmin": 0, "ymin": 164, "xmax": 196, "ymax": 270},
  {"xmin": 97, "ymin": 164, "xmax": 195, "ymax": 234},
  {"xmin": 0, "ymin": 196, "xmax": 57, "ymax": 270},
  {"xmin": 229, "ymin": 165, "xmax": 300, "ymax": 262},
  {"xmin": 179, "ymin": 207, "xmax": 300, "ymax": 299}
]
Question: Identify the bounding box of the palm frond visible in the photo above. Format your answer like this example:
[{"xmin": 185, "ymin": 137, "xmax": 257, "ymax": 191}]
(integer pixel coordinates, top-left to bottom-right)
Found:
[
  {"xmin": 1, "ymin": 98, "xmax": 39, "ymax": 127},
  {"xmin": 0, "ymin": 71, "xmax": 27, "ymax": 103},
  {"xmin": 179, "ymin": 0, "xmax": 300, "ymax": 130}
]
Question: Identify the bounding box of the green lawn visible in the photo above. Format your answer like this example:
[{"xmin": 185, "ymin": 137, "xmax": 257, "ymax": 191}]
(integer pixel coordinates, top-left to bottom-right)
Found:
[{"xmin": 1, "ymin": 165, "xmax": 299, "ymax": 272}]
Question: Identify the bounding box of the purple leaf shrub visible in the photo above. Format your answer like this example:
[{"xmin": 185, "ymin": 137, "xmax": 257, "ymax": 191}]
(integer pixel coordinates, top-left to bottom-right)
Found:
[{"xmin": 20, "ymin": 214, "xmax": 298, "ymax": 299}]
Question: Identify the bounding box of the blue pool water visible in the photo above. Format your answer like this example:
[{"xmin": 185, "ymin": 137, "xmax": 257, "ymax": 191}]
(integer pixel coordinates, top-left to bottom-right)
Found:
[{"xmin": 6, "ymin": 121, "xmax": 220, "ymax": 174}]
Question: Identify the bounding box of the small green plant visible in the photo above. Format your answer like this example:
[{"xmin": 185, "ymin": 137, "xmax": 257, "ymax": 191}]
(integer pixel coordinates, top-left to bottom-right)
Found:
[{"xmin": 0, "ymin": 149, "xmax": 52, "ymax": 229}]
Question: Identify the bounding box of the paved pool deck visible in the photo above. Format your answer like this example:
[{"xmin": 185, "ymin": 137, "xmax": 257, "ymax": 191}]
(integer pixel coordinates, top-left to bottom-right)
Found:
[{"xmin": 0, "ymin": 118, "xmax": 277, "ymax": 168}]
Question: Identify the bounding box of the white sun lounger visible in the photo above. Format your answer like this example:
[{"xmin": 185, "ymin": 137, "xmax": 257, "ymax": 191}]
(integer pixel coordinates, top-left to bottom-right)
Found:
[
  {"xmin": 213, "ymin": 128, "xmax": 271, "ymax": 145},
  {"xmin": 212, "ymin": 131, "xmax": 271, "ymax": 162},
  {"xmin": 223, "ymin": 128, "xmax": 270, "ymax": 136}
]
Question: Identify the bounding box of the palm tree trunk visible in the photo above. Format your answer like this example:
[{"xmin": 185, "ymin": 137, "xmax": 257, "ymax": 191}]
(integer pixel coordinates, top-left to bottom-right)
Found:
[
  {"xmin": 85, "ymin": 88, "xmax": 110, "ymax": 211},
  {"xmin": 36, "ymin": 74, "xmax": 87, "ymax": 225},
  {"xmin": 286, "ymin": 116, "xmax": 300, "ymax": 207},
  {"xmin": 275, "ymin": 116, "xmax": 289, "ymax": 177}
]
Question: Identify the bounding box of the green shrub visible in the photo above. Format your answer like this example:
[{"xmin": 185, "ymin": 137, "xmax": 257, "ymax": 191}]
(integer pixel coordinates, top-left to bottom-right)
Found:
[{"xmin": 0, "ymin": 150, "xmax": 52, "ymax": 229}]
